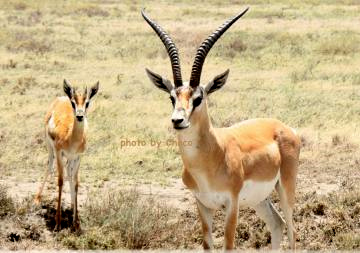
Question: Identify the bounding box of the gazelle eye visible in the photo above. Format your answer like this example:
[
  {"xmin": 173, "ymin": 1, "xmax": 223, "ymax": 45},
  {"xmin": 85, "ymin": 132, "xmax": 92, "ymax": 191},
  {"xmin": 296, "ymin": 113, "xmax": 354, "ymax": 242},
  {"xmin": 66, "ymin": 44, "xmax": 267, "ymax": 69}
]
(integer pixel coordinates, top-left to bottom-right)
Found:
[
  {"xmin": 170, "ymin": 96, "xmax": 175, "ymax": 107},
  {"xmin": 193, "ymin": 96, "xmax": 202, "ymax": 108},
  {"xmin": 85, "ymin": 102, "xmax": 89, "ymax": 109},
  {"xmin": 71, "ymin": 101, "xmax": 76, "ymax": 109}
]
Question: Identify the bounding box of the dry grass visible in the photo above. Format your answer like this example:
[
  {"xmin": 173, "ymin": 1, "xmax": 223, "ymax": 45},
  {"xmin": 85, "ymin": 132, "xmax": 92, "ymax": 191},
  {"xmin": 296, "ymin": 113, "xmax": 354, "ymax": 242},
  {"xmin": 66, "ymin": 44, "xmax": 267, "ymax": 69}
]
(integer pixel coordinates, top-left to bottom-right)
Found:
[
  {"xmin": 316, "ymin": 31, "xmax": 359, "ymax": 56},
  {"xmin": 0, "ymin": 185, "xmax": 15, "ymax": 217},
  {"xmin": 0, "ymin": 185, "xmax": 199, "ymax": 250},
  {"xmin": 58, "ymin": 190, "xmax": 198, "ymax": 250}
]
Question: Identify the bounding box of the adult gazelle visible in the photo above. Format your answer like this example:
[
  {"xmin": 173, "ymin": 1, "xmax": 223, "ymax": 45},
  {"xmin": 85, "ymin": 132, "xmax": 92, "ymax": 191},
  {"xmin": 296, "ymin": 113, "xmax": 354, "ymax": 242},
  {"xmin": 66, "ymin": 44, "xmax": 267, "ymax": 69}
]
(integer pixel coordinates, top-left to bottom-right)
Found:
[{"xmin": 142, "ymin": 8, "xmax": 300, "ymax": 250}]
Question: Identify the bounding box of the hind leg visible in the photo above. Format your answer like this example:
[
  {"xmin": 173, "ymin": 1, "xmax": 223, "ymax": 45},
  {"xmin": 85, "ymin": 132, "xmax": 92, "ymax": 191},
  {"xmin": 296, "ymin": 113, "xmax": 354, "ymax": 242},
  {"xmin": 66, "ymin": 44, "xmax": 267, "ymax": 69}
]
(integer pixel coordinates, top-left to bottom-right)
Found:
[
  {"xmin": 254, "ymin": 198, "xmax": 285, "ymax": 249},
  {"xmin": 276, "ymin": 126, "xmax": 300, "ymax": 249},
  {"xmin": 276, "ymin": 181, "xmax": 296, "ymax": 249},
  {"xmin": 47, "ymin": 140, "xmax": 55, "ymax": 175},
  {"xmin": 34, "ymin": 139, "xmax": 55, "ymax": 204}
]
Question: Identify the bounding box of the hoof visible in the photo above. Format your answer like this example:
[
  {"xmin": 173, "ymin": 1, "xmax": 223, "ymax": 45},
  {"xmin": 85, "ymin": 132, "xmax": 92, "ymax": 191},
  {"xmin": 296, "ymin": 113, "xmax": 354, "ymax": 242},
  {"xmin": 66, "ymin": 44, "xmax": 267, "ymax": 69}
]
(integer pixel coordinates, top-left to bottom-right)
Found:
[
  {"xmin": 33, "ymin": 196, "xmax": 41, "ymax": 205},
  {"xmin": 54, "ymin": 224, "xmax": 61, "ymax": 232},
  {"xmin": 71, "ymin": 223, "xmax": 82, "ymax": 234}
]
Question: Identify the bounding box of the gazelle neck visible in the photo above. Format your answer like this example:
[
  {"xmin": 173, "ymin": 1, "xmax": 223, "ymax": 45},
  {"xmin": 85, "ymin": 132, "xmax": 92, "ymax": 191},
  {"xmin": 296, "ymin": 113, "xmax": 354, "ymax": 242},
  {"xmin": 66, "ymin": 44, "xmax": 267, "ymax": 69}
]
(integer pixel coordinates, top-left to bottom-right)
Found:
[{"xmin": 176, "ymin": 100, "xmax": 221, "ymax": 166}]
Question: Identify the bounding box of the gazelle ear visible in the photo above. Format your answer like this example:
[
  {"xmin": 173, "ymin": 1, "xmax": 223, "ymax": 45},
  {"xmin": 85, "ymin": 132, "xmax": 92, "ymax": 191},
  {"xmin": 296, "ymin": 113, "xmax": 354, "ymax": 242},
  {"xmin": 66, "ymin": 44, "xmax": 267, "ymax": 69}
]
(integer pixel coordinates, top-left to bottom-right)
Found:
[
  {"xmin": 204, "ymin": 69, "xmax": 230, "ymax": 95},
  {"xmin": 63, "ymin": 79, "xmax": 74, "ymax": 99},
  {"xmin": 145, "ymin": 68, "xmax": 173, "ymax": 93},
  {"xmin": 88, "ymin": 81, "xmax": 99, "ymax": 100}
]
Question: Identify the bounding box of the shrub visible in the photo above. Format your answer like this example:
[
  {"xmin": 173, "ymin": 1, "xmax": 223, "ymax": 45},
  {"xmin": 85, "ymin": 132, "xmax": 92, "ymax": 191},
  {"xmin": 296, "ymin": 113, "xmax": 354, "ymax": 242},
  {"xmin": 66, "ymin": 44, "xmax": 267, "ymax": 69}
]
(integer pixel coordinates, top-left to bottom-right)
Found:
[
  {"xmin": 6, "ymin": 33, "xmax": 52, "ymax": 54},
  {"xmin": 316, "ymin": 32, "xmax": 359, "ymax": 56},
  {"xmin": 75, "ymin": 6, "xmax": 109, "ymax": 17},
  {"xmin": 0, "ymin": 185, "xmax": 15, "ymax": 217}
]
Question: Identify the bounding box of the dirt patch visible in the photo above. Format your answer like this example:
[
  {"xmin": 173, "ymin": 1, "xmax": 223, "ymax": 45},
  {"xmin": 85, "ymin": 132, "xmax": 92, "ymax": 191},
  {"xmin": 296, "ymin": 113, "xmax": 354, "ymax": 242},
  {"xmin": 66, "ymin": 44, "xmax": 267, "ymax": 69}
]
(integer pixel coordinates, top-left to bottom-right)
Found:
[{"xmin": 118, "ymin": 179, "xmax": 194, "ymax": 211}]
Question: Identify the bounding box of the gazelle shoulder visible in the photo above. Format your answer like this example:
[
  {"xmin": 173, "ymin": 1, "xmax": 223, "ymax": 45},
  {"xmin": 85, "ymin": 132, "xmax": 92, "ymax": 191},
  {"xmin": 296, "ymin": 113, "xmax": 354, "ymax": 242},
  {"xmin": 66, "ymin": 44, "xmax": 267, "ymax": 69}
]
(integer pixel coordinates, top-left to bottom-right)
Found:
[
  {"xmin": 45, "ymin": 96, "xmax": 74, "ymax": 140},
  {"xmin": 45, "ymin": 96, "xmax": 71, "ymax": 119}
]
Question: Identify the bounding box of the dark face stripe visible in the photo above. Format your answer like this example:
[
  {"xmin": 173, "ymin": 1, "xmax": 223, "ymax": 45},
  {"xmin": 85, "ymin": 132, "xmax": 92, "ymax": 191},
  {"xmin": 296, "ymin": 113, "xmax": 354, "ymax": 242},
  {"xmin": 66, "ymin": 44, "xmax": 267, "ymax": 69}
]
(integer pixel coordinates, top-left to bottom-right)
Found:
[{"xmin": 189, "ymin": 88, "xmax": 203, "ymax": 117}]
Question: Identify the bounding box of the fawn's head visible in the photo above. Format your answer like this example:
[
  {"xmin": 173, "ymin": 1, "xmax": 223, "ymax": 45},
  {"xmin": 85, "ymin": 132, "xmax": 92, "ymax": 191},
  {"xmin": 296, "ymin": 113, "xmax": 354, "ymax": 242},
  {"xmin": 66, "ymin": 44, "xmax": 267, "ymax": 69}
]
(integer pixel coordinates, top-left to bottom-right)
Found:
[{"xmin": 63, "ymin": 80, "xmax": 99, "ymax": 122}]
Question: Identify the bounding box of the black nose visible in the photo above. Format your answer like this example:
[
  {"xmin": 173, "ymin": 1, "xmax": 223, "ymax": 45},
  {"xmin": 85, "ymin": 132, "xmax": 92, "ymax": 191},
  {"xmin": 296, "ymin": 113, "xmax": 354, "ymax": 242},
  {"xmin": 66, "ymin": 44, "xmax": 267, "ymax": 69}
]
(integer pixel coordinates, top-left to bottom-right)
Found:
[
  {"xmin": 76, "ymin": 116, "xmax": 83, "ymax": 121},
  {"xmin": 172, "ymin": 118, "xmax": 184, "ymax": 124}
]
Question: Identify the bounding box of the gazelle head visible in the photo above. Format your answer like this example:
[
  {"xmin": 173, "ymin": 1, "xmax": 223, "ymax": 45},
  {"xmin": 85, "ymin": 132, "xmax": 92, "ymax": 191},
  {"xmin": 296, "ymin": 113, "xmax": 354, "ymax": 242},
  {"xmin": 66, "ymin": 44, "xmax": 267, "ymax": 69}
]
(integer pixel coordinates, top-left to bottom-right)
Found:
[
  {"xmin": 63, "ymin": 80, "xmax": 99, "ymax": 122},
  {"xmin": 142, "ymin": 8, "xmax": 249, "ymax": 130}
]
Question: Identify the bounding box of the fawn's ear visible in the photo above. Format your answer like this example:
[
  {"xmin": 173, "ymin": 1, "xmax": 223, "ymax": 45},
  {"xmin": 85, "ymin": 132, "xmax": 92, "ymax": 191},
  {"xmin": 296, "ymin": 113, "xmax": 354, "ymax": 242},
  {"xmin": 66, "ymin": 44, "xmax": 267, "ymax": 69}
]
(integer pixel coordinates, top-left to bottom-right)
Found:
[
  {"xmin": 204, "ymin": 69, "xmax": 230, "ymax": 95},
  {"xmin": 145, "ymin": 68, "xmax": 174, "ymax": 93},
  {"xmin": 88, "ymin": 81, "xmax": 100, "ymax": 100},
  {"xmin": 63, "ymin": 79, "xmax": 74, "ymax": 99}
]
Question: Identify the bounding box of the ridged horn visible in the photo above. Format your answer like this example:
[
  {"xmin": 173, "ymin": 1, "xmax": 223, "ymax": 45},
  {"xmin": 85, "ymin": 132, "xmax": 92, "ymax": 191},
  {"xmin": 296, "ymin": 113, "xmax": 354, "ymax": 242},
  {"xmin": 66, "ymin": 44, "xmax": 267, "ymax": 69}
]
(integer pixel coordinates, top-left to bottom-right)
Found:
[
  {"xmin": 189, "ymin": 8, "xmax": 249, "ymax": 88},
  {"xmin": 142, "ymin": 9, "xmax": 183, "ymax": 87}
]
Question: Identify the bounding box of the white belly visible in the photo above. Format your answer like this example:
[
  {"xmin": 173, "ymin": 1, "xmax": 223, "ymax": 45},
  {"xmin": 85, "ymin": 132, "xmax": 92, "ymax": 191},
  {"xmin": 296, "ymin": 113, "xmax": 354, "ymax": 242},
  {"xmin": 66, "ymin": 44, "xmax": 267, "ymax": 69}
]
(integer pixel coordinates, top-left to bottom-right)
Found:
[
  {"xmin": 191, "ymin": 171, "xmax": 230, "ymax": 210},
  {"xmin": 238, "ymin": 172, "xmax": 280, "ymax": 207},
  {"xmin": 191, "ymin": 171, "xmax": 280, "ymax": 210},
  {"xmin": 194, "ymin": 191, "xmax": 229, "ymax": 210}
]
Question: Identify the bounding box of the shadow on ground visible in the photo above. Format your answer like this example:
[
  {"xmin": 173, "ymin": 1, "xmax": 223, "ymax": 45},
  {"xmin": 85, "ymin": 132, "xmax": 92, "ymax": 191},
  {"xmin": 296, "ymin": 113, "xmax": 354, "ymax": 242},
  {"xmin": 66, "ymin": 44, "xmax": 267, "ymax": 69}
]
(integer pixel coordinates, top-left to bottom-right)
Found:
[{"xmin": 39, "ymin": 203, "xmax": 74, "ymax": 231}]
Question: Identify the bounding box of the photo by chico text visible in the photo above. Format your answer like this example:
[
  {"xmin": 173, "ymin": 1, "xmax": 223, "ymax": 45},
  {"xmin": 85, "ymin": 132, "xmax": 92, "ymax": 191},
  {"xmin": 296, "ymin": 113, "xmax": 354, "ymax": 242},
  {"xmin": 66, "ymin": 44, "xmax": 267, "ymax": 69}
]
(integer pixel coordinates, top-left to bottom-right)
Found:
[{"xmin": 119, "ymin": 138, "xmax": 192, "ymax": 148}]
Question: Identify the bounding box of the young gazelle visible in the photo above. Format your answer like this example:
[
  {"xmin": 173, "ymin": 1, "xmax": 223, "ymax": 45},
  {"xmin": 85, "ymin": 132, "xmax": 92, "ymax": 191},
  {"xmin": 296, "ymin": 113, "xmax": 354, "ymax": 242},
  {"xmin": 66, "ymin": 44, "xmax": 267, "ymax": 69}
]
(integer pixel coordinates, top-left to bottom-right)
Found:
[
  {"xmin": 34, "ymin": 80, "xmax": 99, "ymax": 231},
  {"xmin": 142, "ymin": 8, "xmax": 301, "ymax": 250}
]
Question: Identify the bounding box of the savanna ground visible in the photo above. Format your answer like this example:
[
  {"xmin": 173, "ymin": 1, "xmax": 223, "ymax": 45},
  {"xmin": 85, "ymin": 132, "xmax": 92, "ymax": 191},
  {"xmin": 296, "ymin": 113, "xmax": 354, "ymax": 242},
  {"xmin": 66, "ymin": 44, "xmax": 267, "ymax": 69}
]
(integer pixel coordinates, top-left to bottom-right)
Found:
[{"xmin": 0, "ymin": 0, "xmax": 360, "ymax": 250}]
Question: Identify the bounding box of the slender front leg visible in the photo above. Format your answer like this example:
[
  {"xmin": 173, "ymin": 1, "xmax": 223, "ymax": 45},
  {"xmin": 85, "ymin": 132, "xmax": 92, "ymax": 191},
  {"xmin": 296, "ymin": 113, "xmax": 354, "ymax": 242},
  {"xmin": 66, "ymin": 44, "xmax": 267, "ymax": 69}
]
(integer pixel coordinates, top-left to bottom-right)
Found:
[
  {"xmin": 55, "ymin": 150, "xmax": 64, "ymax": 231},
  {"xmin": 196, "ymin": 199, "xmax": 214, "ymax": 250},
  {"xmin": 67, "ymin": 159, "xmax": 75, "ymax": 209},
  {"xmin": 224, "ymin": 197, "xmax": 239, "ymax": 250},
  {"xmin": 69, "ymin": 156, "xmax": 81, "ymax": 231}
]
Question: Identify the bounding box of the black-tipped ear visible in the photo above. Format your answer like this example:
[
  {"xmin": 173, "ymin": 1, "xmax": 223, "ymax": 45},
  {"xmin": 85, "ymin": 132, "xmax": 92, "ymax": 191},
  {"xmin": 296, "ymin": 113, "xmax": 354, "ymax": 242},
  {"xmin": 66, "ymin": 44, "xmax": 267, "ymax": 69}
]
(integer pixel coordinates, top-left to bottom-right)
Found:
[
  {"xmin": 204, "ymin": 69, "xmax": 230, "ymax": 95},
  {"xmin": 63, "ymin": 79, "xmax": 73, "ymax": 99},
  {"xmin": 145, "ymin": 68, "xmax": 173, "ymax": 93},
  {"xmin": 89, "ymin": 81, "xmax": 99, "ymax": 99}
]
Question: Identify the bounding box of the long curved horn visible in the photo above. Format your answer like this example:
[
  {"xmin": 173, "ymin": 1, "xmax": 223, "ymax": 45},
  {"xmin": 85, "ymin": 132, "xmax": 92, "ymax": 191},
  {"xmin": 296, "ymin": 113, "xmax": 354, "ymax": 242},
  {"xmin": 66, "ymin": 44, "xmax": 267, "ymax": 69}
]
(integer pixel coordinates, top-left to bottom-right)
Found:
[
  {"xmin": 189, "ymin": 8, "xmax": 249, "ymax": 88},
  {"xmin": 142, "ymin": 9, "xmax": 183, "ymax": 87}
]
